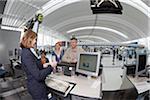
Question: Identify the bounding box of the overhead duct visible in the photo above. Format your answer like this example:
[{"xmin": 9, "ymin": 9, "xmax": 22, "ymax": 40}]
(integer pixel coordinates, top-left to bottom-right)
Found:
[{"xmin": 90, "ymin": 0, "xmax": 123, "ymax": 14}]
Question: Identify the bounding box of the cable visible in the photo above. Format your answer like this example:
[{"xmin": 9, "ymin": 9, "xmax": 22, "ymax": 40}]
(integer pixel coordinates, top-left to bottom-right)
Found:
[{"xmin": 87, "ymin": 14, "xmax": 98, "ymax": 41}]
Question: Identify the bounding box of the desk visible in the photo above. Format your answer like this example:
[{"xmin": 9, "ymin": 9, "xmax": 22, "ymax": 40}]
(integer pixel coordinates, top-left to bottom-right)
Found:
[
  {"xmin": 127, "ymin": 76, "xmax": 150, "ymax": 94},
  {"xmin": 46, "ymin": 73, "xmax": 102, "ymax": 99},
  {"xmin": 102, "ymin": 67, "xmax": 125, "ymax": 91},
  {"xmin": 45, "ymin": 67, "xmax": 127, "ymax": 99}
]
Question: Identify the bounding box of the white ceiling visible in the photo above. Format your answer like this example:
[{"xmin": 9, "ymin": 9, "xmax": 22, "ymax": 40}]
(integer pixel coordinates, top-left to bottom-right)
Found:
[
  {"xmin": 141, "ymin": 0, "xmax": 150, "ymax": 7},
  {"xmin": 1, "ymin": 0, "xmax": 150, "ymax": 43}
]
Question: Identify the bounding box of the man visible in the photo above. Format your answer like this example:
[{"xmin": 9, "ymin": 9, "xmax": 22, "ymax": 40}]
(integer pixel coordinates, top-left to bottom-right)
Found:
[
  {"xmin": 112, "ymin": 47, "xmax": 116, "ymax": 65},
  {"xmin": 62, "ymin": 37, "xmax": 84, "ymax": 63}
]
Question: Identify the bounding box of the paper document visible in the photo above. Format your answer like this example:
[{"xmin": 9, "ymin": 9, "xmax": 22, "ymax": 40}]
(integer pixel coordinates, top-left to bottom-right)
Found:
[
  {"xmin": 135, "ymin": 81, "xmax": 150, "ymax": 94},
  {"xmin": 91, "ymin": 80, "xmax": 100, "ymax": 89}
]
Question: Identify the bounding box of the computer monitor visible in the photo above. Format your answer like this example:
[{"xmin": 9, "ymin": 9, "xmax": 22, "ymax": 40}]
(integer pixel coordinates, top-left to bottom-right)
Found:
[
  {"xmin": 76, "ymin": 52, "xmax": 100, "ymax": 77},
  {"xmin": 135, "ymin": 53, "xmax": 147, "ymax": 77}
]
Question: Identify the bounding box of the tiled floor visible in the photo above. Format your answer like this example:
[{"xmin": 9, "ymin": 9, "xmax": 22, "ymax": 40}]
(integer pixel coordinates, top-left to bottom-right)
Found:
[
  {"xmin": 1, "ymin": 92, "xmax": 32, "ymax": 100},
  {"xmin": 102, "ymin": 54, "xmax": 124, "ymax": 67}
]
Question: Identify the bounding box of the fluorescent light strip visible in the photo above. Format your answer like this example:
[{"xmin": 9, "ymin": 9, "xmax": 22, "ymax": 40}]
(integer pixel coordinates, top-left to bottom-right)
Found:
[
  {"xmin": 52, "ymin": 15, "xmax": 145, "ymax": 38},
  {"xmin": 1, "ymin": 25, "xmax": 23, "ymax": 32},
  {"xmin": 76, "ymin": 35, "xmax": 111, "ymax": 43},
  {"xmin": 79, "ymin": 39, "xmax": 95, "ymax": 43},
  {"xmin": 67, "ymin": 26, "xmax": 128, "ymax": 39}
]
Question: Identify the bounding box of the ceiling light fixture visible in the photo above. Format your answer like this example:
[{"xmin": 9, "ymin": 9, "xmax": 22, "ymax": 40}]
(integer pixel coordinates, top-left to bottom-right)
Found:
[
  {"xmin": 67, "ymin": 26, "xmax": 128, "ymax": 39},
  {"xmin": 1, "ymin": 25, "xmax": 23, "ymax": 32}
]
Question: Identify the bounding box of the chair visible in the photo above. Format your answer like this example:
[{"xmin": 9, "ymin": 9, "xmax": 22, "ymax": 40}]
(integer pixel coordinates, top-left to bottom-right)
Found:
[{"xmin": 9, "ymin": 59, "xmax": 24, "ymax": 78}]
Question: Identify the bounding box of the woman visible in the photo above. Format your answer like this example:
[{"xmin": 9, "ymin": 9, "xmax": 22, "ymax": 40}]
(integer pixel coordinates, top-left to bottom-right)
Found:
[
  {"xmin": 20, "ymin": 30, "xmax": 56, "ymax": 100},
  {"xmin": 52, "ymin": 42, "xmax": 64, "ymax": 63}
]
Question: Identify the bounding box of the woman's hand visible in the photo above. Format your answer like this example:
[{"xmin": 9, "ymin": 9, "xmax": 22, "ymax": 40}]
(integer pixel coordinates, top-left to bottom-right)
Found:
[
  {"xmin": 49, "ymin": 61, "xmax": 57, "ymax": 68},
  {"xmin": 43, "ymin": 63, "xmax": 50, "ymax": 68},
  {"xmin": 43, "ymin": 61, "xmax": 57, "ymax": 68}
]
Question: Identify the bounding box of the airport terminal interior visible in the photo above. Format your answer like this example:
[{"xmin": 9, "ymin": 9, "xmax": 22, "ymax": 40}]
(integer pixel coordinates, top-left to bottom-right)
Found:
[{"xmin": 0, "ymin": 0, "xmax": 150, "ymax": 100}]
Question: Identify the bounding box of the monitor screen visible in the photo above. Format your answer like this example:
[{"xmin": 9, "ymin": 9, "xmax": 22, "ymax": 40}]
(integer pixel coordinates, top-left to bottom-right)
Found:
[
  {"xmin": 76, "ymin": 52, "xmax": 100, "ymax": 77},
  {"xmin": 136, "ymin": 53, "xmax": 147, "ymax": 76}
]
